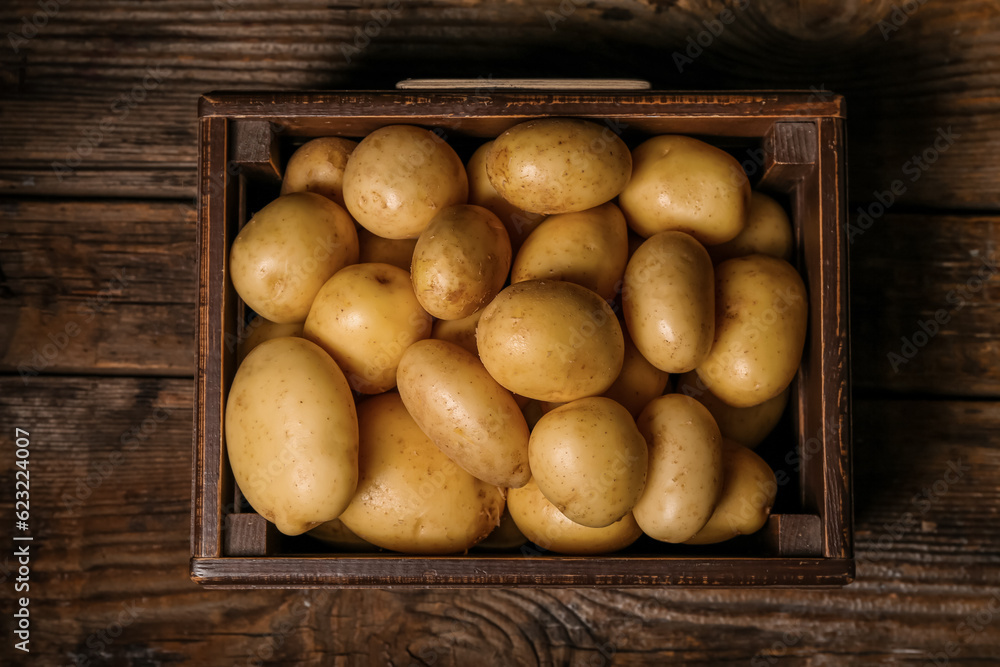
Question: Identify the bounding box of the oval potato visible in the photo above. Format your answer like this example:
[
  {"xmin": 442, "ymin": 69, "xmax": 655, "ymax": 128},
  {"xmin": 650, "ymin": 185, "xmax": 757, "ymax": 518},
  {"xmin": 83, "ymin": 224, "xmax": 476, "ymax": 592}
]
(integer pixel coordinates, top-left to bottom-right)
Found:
[
  {"xmin": 708, "ymin": 191, "xmax": 794, "ymax": 263},
  {"xmin": 431, "ymin": 309, "xmax": 482, "ymax": 357},
  {"xmin": 225, "ymin": 337, "xmax": 359, "ymax": 536},
  {"xmin": 280, "ymin": 136, "xmax": 358, "ymax": 207},
  {"xmin": 675, "ymin": 371, "xmax": 789, "ymax": 448},
  {"xmin": 357, "ymin": 226, "xmax": 418, "ymax": 271},
  {"xmin": 467, "ymin": 141, "xmax": 545, "ymax": 249},
  {"xmin": 237, "ymin": 315, "xmax": 304, "ymax": 364},
  {"xmin": 601, "ymin": 332, "xmax": 670, "ymax": 418}
]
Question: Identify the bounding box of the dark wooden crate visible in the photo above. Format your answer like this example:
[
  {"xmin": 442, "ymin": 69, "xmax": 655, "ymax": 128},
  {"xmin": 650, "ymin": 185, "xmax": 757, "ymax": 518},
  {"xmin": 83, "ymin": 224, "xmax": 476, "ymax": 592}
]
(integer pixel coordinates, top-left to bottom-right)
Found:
[{"xmin": 193, "ymin": 90, "xmax": 851, "ymax": 588}]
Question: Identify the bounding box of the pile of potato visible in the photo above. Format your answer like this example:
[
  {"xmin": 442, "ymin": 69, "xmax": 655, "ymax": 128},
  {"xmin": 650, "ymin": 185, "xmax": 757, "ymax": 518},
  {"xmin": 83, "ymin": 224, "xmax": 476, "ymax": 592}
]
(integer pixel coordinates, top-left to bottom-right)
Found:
[{"xmin": 224, "ymin": 118, "xmax": 807, "ymax": 555}]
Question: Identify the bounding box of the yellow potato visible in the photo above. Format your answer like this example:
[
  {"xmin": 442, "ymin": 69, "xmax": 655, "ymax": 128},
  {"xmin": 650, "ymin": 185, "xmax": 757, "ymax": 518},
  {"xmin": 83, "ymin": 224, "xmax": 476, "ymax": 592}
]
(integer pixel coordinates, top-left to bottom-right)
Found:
[
  {"xmin": 342, "ymin": 125, "xmax": 468, "ymax": 239},
  {"xmin": 685, "ymin": 439, "xmax": 777, "ymax": 545},
  {"xmin": 619, "ymin": 135, "xmax": 750, "ymax": 245},
  {"xmin": 225, "ymin": 337, "xmax": 358, "ymax": 536},
  {"xmin": 528, "ymin": 397, "xmax": 647, "ymax": 528},
  {"xmin": 236, "ymin": 315, "xmax": 303, "ymax": 364},
  {"xmin": 467, "ymin": 141, "xmax": 545, "ymax": 250},
  {"xmin": 397, "ymin": 339, "xmax": 530, "ymax": 488},
  {"xmin": 280, "ymin": 136, "xmax": 358, "ymax": 208},
  {"xmin": 708, "ymin": 191, "xmax": 794, "ymax": 263},
  {"xmin": 601, "ymin": 332, "xmax": 670, "ymax": 418},
  {"xmin": 338, "ymin": 393, "xmax": 505, "ymax": 554},
  {"xmin": 304, "ymin": 263, "xmax": 432, "ymax": 394},
  {"xmin": 477, "ymin": 280, "xmax": 624, "ymax": 402},
  {"xmin": 307, "ymin": 518, "xmax": 375, "ymax": 551},
  {"xmin": 633, "ymin": 394, "xmax": 723, "ymax": 543},
  {"xmin": 229, "ymin": 192, "xmax": 359, "ymax": 323},
  {"xmin": 410, "ymin": 205, "xmax": 512, "ymax": 320},
  {"xmin": 623, "ymin": 231, "xmax": 714, "ymax": 373},
  {"xmin": 696, "ymin": 254, "xmax": 808, "ymax": 408},
  {"xmin": 486, "ymin": 118, "xmax": 631, "ymax": 215},
  {"xmin": 675, "ymin": 371, "xmax": 789, "ymax": 448},
  {"xmin": 508, "ymin": 478, "xmax": 642, "ymax": 555},
  {"xmin": 431, "ymin": 308, "xmax": 482, "ymax": 357},
  {"xmin": 511, "ymin": 202, "xmax": 629, "ymax": 301},
  {"xmin": 474, "ymin": 509, "xmax": 528, "ymax": 550},
  {"xmin": 357, "ymin": 226, "xmax": 418, "ymax": 271}
]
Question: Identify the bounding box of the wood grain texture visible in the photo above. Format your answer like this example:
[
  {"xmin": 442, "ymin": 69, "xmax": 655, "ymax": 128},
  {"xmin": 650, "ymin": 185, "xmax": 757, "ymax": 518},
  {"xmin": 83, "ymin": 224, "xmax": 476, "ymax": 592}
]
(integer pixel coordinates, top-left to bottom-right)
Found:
[{"xmin": 1, "ymin": 378, "xmax": 998, "ymax": 664}]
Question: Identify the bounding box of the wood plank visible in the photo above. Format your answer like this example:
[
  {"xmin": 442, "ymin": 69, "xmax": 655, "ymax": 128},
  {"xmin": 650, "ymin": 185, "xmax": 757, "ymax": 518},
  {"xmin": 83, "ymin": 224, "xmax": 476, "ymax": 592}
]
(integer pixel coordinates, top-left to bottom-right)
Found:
[
  {"xmin": 0, "ymin": 0, "xmax": 998, "ymax": 208},
  {"xmin": 1, "ymin": 378, "xmax": 998, "ymax": 662}
]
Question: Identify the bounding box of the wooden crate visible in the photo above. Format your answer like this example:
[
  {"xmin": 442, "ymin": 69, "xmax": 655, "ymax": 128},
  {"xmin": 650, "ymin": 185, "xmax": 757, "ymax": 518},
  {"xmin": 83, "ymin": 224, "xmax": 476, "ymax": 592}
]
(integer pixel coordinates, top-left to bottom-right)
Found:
[{"xmin": 192, "ymin": 89, "xmax": 851, "ymax": 588}]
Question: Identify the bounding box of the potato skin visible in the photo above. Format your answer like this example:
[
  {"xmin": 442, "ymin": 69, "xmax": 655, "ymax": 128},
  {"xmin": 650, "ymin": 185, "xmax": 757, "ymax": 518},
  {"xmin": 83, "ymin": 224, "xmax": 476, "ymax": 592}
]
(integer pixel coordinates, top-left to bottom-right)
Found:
[
  {"xmin": 431, "ymin": 309, "xmax": 483, "ymax": 357},
  {"xmin": 338, "ymin": 393, "xmax": 505, "ymax": 554},
  {"xmin": 512, "ymin": 202, "xmax": 629, "ymax": 301},
  {"xmin": 304, "ymin": 263, "xmax": 432, "ymax": 394},
  {"xmin": 397, "ymin": 339, "xmax": 531, "ymax": 488},
  {"xmin": 343, "ymin": 125, "xmax": 468, "ymax": 239},
  {"xmin": 357, "ymin": 226, "xmax": 418, "ymax": 271},
  {"xmin": 225, "ymin": 337, "xmax": 359, "ymax": 536},
  {"xmin": 675, "ymin": 371, "xmax": 789, "ymax": 448},
  {"xmin": 632, "ymin": 393, "xmax": 723, "ymax": 543},
  {"xmin": 623, "ymin": 231, "xmax": 715, "ymax": 374},
  {"xmin": 508, "ymin": 478, "xmax": 643, "ymax": 555},
  {"xmin": 280, "ymin": 136, "xmax": 358, "ymax": 208},
  {"xmin": 696, "ymin": 254, "xmax": 808, "ymax": 408},
  {"xmin": 619, "ymin": 135, "xmax": 750, "ymax": 245},
  {"xmin": 477, "ymin": 280, "xmax": 625, "ymax": 402},
  {"xmin": 236, "ymin": 315, "xmax": 304, "ymax": 364},
  {"xmin": 601, "ymin": 332, "xmax": 670, "ymax": 418},
  {"xmin": 467, "ymin": 141, "xmax": 545, "ymax": 250},
  {"xmin": 229, "ymin": 192, "xmax": 359, "ymax": 324},
  {"xmin": 410, "ymin": 205, "xmax": 512, "ymax": 320},
  {"xmin": 486, "ymin": 118, "xmax": 631, "ymax": 215},
  {"xmin": 708, "ymin": 191, "xmax": 794, "ymax": 264},
  {"xmin": 528, "ymin": 397, "xmax": 647, "ymax": 528}
]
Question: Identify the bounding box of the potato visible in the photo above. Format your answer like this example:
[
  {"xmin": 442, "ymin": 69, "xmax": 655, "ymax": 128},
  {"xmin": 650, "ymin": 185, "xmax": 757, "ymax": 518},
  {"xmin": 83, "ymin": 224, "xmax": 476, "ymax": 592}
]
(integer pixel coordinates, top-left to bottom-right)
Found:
[
  {"xmin": 357, "ymin": 226, "xmax": 418, "ymax": 271},
  {"xmin": 280, "ymin": 136, "xmax": 357, "ymax": 208},
  {"xmin": 619, "ymin": 135, "xmax": 750, "ymax": 245},
  {"xmin": 675, "ymin": 371, "xmax": 789, "ymax": 448},
  {"xmin": 475, "ymin": 509, "xmax": 528, "ymax": 550},
  {"xmin": 397, "ymin": 339, "xmax": 530, "ymax": 488},
  {"xmin": 467, "ymin": 141, "xmax": 545, "ymax": 249},
  {"xmin": 633, "ymin": 394, "xmax": 723, "ymax": 543},
  {"xmin": 338, "ymin": 392, "xmax": 504, "ymax": 554},
  {"xmin": 236, "ymin": 315, "xmax": 303, "ymax": 364},
  {"xmin": 431, "ymin": 309, "xmax": 482, "ymax": 357},
  {"xmin": 528, "ymin": 397, "xmax": 647, "ymax": 528},
  {"xmin": 623, "ymin": 231, "xmax": 714, "ymax": 373},
  {"xmin": 304, "ymin": 263, "xmax": 432, "ymax": 394},
  {"xmin": 508, "ymin": 478, "xmax": 642, "ymax": 555},
  {"xmin": 477, "ymin": 280, "xmax": 625, "ymax": 402},
  {"xmin": 601, "ymin": 332, "xmax": 670, "ymax": 418},
  {"xmin": 486, "ymin": 118, "xmax": 631, "ymax": 215},
  {"xmin": 511, "ymin": 202, "xmax": 629, "ymax": 301},
  {"xmin": 229, "ymin": 192, "xmax": 359, "ymax": 323},
  {"xmin": 696, "ymin": 255, "xmax": 807, "ymax": 408},
  {"xmin": 410, "ymin": 205, "xmax": 512, "ymax": 320},
  {"xmin": 685, "ymin": 439, "xmax": 777, "ymax": 545},
  {"xmin": 307, "ymin": 518, "xmax": 375, "ymax": 551},
  {"xmin": 225, "ymin": 337, "xmax": 358, "ymax": 536},
  {"xmin": 708, "ymin": 191, "xmax": 794, "ymax": 263},
  {"xmin": 342, "ymin": 125, "xmax": 468, "ymax": 239}
]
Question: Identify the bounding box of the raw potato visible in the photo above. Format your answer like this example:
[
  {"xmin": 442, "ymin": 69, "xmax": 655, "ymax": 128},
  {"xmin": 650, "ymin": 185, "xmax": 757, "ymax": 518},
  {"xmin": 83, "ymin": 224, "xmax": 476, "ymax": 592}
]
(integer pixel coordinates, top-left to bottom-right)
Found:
[
  {"xmin": 486, "ymin": 118, "xmax": 632, "ymax": 215},
  {"xmin": 225, "ymin": 337, "xmax": 359, "ymax": 536},
  {"xmin": 512, "ymin": 202, "xmax": 629, "ymax": 301},
  {"xmin": 528, "ymin": 397, "xmax": 648, "ymax": 528},
  {"xmin": 410, "ymin": 205, "xmax": 512, "ymax": 320},
  {"xmin": 307, "ymin": 518, "xmax": 375, "ymax": 551},
  {"xmin": 602, "ymin": 333, "xmax": 670, "ymax": 418},
  {"xmin": 229, "ymin": 192, "xmax": 359, "ymax": 323},
  {"xmin": 633, "ymin": 394, "xmax": 723, "ymax": 543},
  {"xmin": 477, "ymin": 280, "xmax": 625, "ymax": 402},
  {"xmin": 619, "ymin": 135, "xmax": 750, "ymax": 245},
  {"xmin": 304, "ymin": 263, "xmax": 432, "ymax": 394},
  {"xmin": 467, "ymin": 141, "xmax": 545, "ymax": 249},
  {"xmin": 696, "ymin": 254, "xmax": 808, "ymax": 408},
  {"xmin": 431, "ymin": 309, "xmax": 482, "ymax": 357},
  {"xmin": 236, "ymin": 315, "xmax": 303, "ymax": 364},
  {"xmin": 357, "ymin": 226, "xmax": 418, "ymax": 271},
  {"xmin": 508, "ymin": 478, "xmax": 643, "ymax": 555},
  {"xmin": 342, "ymin": 125, "xmax": 468, "ymax": 239},
  {"xmin": 280, "ymin": 136, "xmax": 358, "ymax": 207},
  {"xmin": 338, "ymin": 393, "xmax": 505, "ymax": 554},
  {"xmin": 708, "ymin": 191, "xmax": 794, "ymax": 263},
  {"xmin": 474, "ymin": 508, "xmax": 528, "ymax": 550},
  {"xmin": 396, "ymin": 339, "xmax": 531, "ymax": 488},
  {"xmin": 675, "ymin": 371, "xmax": 790, "ymax": 448},
  {"xmin": 685, "ymin": 439, "xmax": 777, "ymax": 545},
  {"xmin": 623, "ymin": 231, "xmax": 715, "ymax": 374}
]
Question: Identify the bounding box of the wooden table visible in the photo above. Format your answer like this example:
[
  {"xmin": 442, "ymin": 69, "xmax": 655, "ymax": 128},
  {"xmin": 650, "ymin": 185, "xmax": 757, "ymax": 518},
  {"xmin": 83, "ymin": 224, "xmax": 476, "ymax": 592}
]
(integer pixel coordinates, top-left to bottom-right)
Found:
[{"xmin": 1, "ymin": 0, "xmax": 998, "ymax": 663}]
